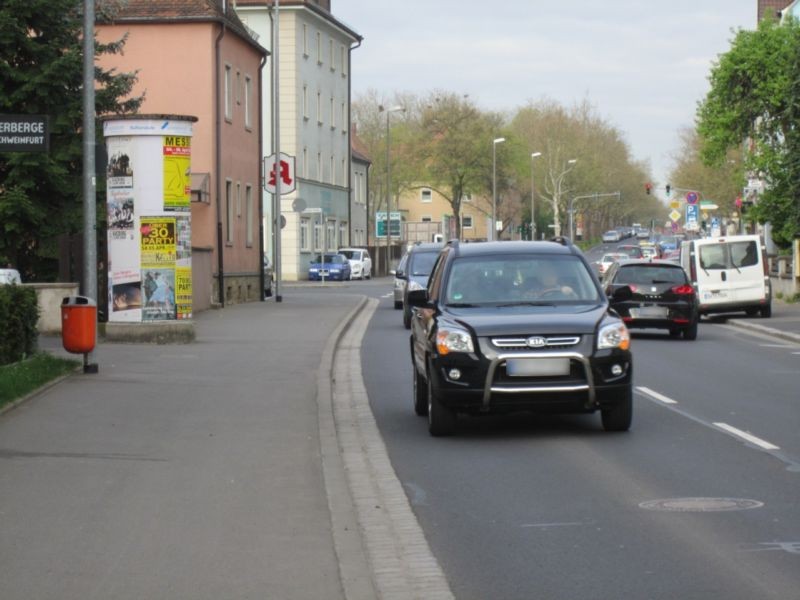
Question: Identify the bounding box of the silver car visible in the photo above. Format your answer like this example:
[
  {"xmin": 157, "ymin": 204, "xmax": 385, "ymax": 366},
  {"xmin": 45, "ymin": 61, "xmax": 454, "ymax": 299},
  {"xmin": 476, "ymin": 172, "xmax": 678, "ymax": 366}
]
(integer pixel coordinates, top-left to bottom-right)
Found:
[{"xmin": 392, "ymin": 254, "xmax": 408, "ymax": 309}]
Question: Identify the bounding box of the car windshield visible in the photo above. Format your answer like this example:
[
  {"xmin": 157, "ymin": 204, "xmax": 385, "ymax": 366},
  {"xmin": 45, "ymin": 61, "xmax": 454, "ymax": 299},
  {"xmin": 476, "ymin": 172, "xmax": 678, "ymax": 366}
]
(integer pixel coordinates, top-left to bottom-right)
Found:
[
  {"xmin": 313, "ymin": 254, "xmax": 345, "ymax": 264},
  {"xmin": 409, "ymin": 251, "xmax": 440, "ymax": 276},
  {"xmin": 617, "ymin": 246, "xmax": 643, "ymax": 258},
  {"xmin": 338, "ymin": 250, "xmax": 358, "ymax": 260},
  {"xmin": 444, "ymin": 254, "xmax": 600, "ymax": 306},
  {"xmin": 614, "ymin": 265, "xmax": 686, "ymax": 285},
  {"xmin": 699, "ymin": 241, "xmax": 758, "ymax": 270},
  {"xmin": 602, "ymin": 253, "xmax": 626, "ymax": 263}
]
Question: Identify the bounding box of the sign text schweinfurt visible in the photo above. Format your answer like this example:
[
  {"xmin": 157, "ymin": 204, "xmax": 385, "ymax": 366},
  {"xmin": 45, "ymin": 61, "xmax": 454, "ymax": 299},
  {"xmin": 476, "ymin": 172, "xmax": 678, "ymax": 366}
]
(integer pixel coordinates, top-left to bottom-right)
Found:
[{"xmin": 0, "ymin": 114, "xmax": 49, "ymax": 152}]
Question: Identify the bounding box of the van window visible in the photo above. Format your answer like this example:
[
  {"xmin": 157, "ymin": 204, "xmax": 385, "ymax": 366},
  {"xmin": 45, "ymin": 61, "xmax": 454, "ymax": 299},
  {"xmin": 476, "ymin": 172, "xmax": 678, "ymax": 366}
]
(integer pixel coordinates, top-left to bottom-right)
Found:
[
  {"xmin": 699, "ymin": 244, "xmax": 728, "ymax": 270},
  {"xmin": 730, "ymin": 241, "xmax": 758, "ymax": 268}
]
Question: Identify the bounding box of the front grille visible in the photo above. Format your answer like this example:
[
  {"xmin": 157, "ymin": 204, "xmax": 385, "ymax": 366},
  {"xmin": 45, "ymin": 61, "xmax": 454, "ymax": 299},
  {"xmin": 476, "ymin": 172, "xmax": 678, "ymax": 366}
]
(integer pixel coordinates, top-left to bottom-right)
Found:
[
  {"xmin": 493, "ymin": 359, "xmax": 588, "ymax": 386},
  {"xmin": 492, "ymin": 336, "xmax": 580, "ymax": 351}
]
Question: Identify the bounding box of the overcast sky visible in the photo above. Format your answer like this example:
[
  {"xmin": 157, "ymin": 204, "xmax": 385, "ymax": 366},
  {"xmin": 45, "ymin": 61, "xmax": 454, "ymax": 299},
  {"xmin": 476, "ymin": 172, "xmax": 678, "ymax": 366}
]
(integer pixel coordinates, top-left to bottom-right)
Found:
[{"xmin": 333, "ymin": 0, "xmax": 756, "ymax": 195}]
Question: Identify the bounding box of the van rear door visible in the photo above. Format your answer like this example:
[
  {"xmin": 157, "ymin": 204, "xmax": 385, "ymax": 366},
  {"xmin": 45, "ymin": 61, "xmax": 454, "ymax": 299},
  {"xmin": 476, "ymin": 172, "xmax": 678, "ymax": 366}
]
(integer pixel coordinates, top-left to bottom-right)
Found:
[
  {"xmin": 726, "ymin": 238, "xmax": 767, "ymax": 304},
  {"xmin": 696, "ymin": 242, "xmax": 732, "ymax": 305}
]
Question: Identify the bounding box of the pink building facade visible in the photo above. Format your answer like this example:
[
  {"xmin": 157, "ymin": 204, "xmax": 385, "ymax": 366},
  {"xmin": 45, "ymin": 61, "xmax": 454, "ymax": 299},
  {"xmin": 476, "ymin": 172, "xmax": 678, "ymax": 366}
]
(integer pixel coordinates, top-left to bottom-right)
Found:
[{"xmin": 97, "ymin": 1, "xmax": 268, "ymax": 309}]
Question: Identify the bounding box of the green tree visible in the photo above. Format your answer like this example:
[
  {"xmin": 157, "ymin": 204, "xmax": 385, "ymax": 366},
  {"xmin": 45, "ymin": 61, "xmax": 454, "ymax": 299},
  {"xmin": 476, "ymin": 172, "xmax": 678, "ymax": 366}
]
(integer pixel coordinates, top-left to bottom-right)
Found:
[
  {"xmin": 0, "ymin": 0, "xmax": 141, "ymax": 279},
  {"xmin": 697, "ymin": 17, "xmax": 800, "ymax": 245}
]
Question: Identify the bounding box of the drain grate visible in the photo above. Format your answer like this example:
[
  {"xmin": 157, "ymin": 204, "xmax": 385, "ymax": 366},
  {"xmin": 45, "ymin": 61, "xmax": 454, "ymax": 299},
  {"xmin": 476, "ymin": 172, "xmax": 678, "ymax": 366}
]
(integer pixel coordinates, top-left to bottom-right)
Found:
[{"xmin": 639, "ymin": 497, "xmax": 764, "ymax": 512}]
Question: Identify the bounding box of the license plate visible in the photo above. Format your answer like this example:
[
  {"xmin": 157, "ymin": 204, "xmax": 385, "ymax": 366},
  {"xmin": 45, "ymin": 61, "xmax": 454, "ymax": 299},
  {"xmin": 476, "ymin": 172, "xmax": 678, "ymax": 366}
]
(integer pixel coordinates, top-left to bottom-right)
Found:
[
  {"xmin": 506, "ymin": 358, "xmax": 570, "ymax": 377},
  {"xmin": 320, "ymin": 270, "xmax": 329, "ymax": 276},
  {"xmin": 630, "ymin": 306, "xmax": 668, "ymax": 318}
]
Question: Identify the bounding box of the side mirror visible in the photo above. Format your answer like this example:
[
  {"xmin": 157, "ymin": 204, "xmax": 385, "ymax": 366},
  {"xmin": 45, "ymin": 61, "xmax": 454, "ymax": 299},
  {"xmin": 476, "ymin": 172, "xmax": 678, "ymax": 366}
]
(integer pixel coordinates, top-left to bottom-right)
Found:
[
  {"xmin": 389, "ymin": 269, "xmax": 396, "ymax": 276},
  {"xmin": 395, "ymin": 269, "xmax": 406, "ymax": 279},
  {"xmin": 610, "ymin": 285, "xmax": 633, "ymax": 302},
  {"xmin": 407, "ymin": 288, "xmax": 430, "ymax": 308}
]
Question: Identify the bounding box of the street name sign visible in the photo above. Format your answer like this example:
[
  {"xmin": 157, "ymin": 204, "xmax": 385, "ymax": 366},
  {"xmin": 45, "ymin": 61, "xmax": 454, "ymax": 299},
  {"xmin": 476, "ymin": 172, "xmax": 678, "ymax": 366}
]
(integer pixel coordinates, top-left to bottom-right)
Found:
[{"xmin": 0, "ymin": 114, "xmax": 49, "ymax": 152}]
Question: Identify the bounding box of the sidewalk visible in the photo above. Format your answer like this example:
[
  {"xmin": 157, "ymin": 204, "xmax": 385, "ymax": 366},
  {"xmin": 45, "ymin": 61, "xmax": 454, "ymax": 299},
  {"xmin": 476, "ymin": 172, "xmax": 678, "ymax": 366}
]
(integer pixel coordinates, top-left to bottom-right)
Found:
[
  {"xmin": 0, "ymin": 292, "xmax": 367, "ymax": 600},
  {"xmin": 721, "ymin": 299, "xmax": 800, "ymax": 343}
]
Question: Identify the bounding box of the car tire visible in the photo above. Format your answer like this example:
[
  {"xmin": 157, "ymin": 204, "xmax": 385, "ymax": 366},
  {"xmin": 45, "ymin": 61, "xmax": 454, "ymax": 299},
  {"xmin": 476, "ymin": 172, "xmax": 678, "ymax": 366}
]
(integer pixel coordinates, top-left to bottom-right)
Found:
[
  {"xmin": 427, "ymin": 362, "xmax": 455, "ymax": 436},
  {"xmin": 669, "ymin": 328, "xmax": 681, "ymax": 338},
  {"xmin": 394, "ymin": 300, "xmax": 403, "ymax": 310},
  {"xmin": 413, "ymin": 365, "xmax": 428, "ymax": 416},
  {"xmin": 683, "ymin": 321, "xmax": 698, "ymax": 340},
  {"xmin": 403, "ymin": 304, "xmax": 412, "ymax": 329},
  {"xmin": 760, "ymin": 304, "xmax": 772, "ymax": 318},
  {"xmin": 265, "ymin": 282, "xmax": 272, "ymax": 298},
  {"xmin": 601, "ymin": 386, "xmax": 632, "ymax": 432},
  {"xmin": 745, "ymin": 307, "xmax": 758, "ymax": 316}
]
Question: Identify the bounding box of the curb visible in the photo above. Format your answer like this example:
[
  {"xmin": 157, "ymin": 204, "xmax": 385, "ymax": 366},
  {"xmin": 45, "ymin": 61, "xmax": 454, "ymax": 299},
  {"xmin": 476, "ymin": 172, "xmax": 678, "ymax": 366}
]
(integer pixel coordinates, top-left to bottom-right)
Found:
[
  {"xmin": 316, "ymin": 295, "xmax": 379, "ymax": 600},
  {"xmin": 0, "ymin": 362, "xmax": 81, "ymax": 418},
  {"xmin": 726, "ymin": 318, "xmax": 800, "ymax": 344}
]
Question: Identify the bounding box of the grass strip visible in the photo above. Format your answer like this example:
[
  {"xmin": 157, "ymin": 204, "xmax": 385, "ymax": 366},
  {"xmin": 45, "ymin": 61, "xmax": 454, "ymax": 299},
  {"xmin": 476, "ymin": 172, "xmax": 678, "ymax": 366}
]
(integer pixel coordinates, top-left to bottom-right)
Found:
[{"xmin": 0, "ymin": 353, "xmax": 80, "ymax": 409}]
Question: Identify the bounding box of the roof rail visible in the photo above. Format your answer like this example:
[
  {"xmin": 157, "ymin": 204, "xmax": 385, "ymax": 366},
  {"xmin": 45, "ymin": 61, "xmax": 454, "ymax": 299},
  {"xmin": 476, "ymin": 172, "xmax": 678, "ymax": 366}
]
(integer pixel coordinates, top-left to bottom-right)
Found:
[
  {"xmin": 549, "ymin": 236, "xmax": 573, "ymax": 247},
  {"xmin": 446, "ymin": 238, "xmax": 460, "ymax": 254}
]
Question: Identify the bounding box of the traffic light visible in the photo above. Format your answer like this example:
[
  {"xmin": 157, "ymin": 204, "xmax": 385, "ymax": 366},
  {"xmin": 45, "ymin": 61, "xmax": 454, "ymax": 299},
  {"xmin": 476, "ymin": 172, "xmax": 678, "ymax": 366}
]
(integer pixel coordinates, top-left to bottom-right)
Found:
[
  {"xmin": 666, "ymin": 184, "xmax": 671, "ymax": 195},
  {"xmin": 645, "ymin": 182, "xmax": 652, "ymax": 195}
]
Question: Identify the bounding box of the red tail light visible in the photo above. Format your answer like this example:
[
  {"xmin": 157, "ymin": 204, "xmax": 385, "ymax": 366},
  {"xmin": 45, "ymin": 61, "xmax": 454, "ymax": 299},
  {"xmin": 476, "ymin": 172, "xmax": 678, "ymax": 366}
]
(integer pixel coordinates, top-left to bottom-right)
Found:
[
  {"xmin": 628, "ymin": 284, "xmax": 638, "ymax": 292},
  {"xmin": 671, "ymin": 285, "xmax": 694, "ymax": 295}
]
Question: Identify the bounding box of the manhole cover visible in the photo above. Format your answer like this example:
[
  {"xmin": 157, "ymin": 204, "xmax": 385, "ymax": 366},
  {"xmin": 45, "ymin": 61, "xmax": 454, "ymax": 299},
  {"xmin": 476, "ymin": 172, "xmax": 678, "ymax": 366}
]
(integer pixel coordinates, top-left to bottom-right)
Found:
[{"xmin": 639, "ymin": 498, "xmax": 764, "ymax": 512}]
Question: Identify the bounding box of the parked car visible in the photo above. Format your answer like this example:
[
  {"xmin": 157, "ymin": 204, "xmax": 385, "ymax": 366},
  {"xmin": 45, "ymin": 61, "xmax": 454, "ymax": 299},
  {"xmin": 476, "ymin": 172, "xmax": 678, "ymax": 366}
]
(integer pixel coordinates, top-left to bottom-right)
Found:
[
  {"xmin": 616, "ymin": 244, "xmax": 644, "ymax": 259},
  {"xmin": 0, "ymin": 268, "xmax": 22, "ymax": 285},
  {"xmin": 680, "ymin": 234, "xmax": 771, "ymax": 318},
  {"xmin": 308, "ymin": 253, "xmax": 351, "ymax": 281},
  {"xmin": 392, "ymin": 253, "xmax": 409, "ymax": 309},
  {"xmin": 402, "ymin": 242, "xmax": 443, "ymax": 329},
  {"xmin": 338, "ymin": 247, "xmax": 372, "ymax": 280},
  {"xmin": 263, "ymin": 255, "xmax": 274, "ymax": 297},
  {"xmin": 595, "ymin": 252, "xmax": 628, "ymax": 276},
  {"xmin": 408, "ymin": 239, "xmax": 633, "ymax": 436},
  {"xmin": 602, "ymin": 230, "xmax": 622, "ymax": 243},
  {"xmin": 603, "ymin": 259, "xmax": 699, "ymax": 340}
]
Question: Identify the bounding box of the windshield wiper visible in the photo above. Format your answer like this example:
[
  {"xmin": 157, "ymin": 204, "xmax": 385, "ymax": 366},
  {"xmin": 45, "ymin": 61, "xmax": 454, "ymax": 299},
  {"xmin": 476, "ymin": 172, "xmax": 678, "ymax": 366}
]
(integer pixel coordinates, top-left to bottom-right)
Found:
[
  {"xmin": 446, "ymin": 302, "xmax": 480, "ymax": 308},
  {"xmin": 495, "ymin": 301, "xmax": 557, "ymax": 307}
]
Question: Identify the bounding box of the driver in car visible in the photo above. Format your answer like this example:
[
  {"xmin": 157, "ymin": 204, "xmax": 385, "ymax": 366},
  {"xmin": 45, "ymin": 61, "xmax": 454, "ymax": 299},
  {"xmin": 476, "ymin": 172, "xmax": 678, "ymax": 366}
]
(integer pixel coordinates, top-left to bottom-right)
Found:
[{"xmin": 521, "ymin": 262, "xmax": 576, "ymax": 299}]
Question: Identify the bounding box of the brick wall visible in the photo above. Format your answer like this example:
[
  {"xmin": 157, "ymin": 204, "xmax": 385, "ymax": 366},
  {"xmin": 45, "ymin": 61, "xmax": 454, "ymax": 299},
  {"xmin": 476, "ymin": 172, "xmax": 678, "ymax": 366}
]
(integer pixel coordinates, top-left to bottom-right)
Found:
[{"xmin": 758, "ymin": 0, "xmax": 792, "ymax": 21}]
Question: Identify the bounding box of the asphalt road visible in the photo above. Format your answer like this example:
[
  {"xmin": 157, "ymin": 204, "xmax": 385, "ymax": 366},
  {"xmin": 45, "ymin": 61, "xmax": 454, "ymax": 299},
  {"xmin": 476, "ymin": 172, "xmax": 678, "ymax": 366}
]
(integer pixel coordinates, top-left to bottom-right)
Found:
[{"xmin": 349, "ymin": 275, "xmax": 800, "ymax": 600}]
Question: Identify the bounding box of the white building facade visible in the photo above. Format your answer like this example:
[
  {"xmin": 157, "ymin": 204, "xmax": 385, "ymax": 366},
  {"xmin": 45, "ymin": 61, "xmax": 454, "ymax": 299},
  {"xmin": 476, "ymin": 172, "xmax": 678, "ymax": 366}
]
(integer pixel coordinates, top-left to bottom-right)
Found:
[{"xmin": 236, "ymin": 0, "xmax": 362, "ymax": 280}]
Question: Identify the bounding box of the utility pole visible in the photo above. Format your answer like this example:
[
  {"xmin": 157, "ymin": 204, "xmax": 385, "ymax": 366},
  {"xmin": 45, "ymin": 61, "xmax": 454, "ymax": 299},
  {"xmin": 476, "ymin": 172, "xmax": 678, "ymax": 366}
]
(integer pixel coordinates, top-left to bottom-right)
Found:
[{"xmin": 272, "ymin": 0, "xmax": 282, "ymax": 302}]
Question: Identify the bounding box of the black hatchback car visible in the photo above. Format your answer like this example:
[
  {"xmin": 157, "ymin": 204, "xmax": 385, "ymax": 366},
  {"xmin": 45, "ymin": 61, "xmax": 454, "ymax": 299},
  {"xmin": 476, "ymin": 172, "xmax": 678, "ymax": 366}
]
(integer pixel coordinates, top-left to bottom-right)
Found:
[
  {"xmin": 408, "ymin": 240, "xmax": 633, "ymax": 436},
  {"xmin": 603, "ymin": 259, "xmax": 698, "ymax": 340}
]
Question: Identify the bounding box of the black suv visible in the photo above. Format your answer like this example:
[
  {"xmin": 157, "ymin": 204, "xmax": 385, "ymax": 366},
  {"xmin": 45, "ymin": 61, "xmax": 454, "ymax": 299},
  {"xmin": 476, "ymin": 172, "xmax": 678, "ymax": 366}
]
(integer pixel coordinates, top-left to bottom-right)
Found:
[{"xmin": 408, "ymin": 240, "xmax": 633, "ymax": 436}]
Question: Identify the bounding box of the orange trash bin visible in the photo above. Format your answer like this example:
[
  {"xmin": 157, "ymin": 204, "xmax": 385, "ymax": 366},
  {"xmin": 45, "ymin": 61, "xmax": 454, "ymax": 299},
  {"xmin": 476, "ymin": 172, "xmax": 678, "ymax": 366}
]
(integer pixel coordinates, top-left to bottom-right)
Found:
[{"xmin": 61, "ymin": 296, "xmax": 97, "ymax": 354}]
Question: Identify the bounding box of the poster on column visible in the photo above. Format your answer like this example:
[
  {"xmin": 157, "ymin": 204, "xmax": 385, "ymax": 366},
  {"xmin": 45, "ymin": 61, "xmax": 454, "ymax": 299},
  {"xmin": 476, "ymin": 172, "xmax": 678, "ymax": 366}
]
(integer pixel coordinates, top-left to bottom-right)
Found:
[
  {"xmin": 109, "ymin": 268, "xmax": 142, "ymax": 322},
  {"xmin": 141, "ymin": 217, "xmax": 177, "ymax": 321},
  {"xmin": 175, "ymin": 266, "xmax": 192, "ymax": 319},
  {"xmin": 163, "ymin": 135, "xmax": 191, "ymax": 210}
]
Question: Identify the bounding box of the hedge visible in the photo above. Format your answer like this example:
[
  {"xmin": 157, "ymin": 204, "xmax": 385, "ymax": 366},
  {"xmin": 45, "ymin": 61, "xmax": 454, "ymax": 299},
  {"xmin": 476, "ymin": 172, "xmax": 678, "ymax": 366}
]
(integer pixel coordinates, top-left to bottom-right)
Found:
[{"xmin": 0, "ymin": 285, "xmax": 39, "ymax": 365}]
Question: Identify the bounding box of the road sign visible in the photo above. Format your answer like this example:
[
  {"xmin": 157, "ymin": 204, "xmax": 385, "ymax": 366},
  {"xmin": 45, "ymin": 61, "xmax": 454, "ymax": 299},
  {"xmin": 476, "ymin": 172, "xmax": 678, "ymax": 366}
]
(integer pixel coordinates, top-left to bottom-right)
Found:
[
  {"xmin": 686, "ymin": 191, "xmax": 698, "ymax": 205},
  {"xmin": 669, "ymin": 209, "xmax": 681, "ymax": 222},
  {"xmin": 670, "ymin": 201, "xmax": 680, "ymax": 210},
  {"xmin": 375, "ymin": 211, "xmax": 401, "ymax": 238},
  {"xmin": 0, "ymin": 114, "xmax": 49, "ymax": 153},
  {"xmin": 686, "ymin": 203, "xmax": 699, "ymax": 228},
  {"xmin": 303, "ymin": 207, "xmax": 323, "ymax": 214},
  {"xmin": 264, "ymin": 152, "xmax": 296, "ymax": 194}
]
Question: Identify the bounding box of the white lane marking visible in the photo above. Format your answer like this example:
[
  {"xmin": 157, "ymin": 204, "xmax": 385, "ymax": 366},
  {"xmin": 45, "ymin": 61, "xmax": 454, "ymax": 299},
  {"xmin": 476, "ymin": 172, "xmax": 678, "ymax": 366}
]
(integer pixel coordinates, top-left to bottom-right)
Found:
[
  {"xmin": 758, "ymin": 344, "xmax": 795, "ymax": 348},
  {"xmin": 521, "ymin": 522, "xmax": 585, "ymax": 528},
  {"xmin": 713, "ymin": 422, "xmax": 780, "ymax": 451},
  {"xmin": 793, "ymin": 352, "xmax": 800, "ymax": 356},
  {"xmin": 380, "ymin": 293, "xmax": 393, "ymax": 299},
  {"xmin": 636, "ymin": 386, "xmax": 678, "ymax": 404}
]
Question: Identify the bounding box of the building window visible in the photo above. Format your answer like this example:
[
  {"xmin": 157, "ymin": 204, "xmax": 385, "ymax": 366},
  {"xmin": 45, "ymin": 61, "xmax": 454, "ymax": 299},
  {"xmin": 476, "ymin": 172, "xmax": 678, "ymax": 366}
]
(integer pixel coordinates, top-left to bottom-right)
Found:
[
  {"xmin": 224, "ymin": 65, "xmax": 233, "ymax": 121},
  {"xmin": 302, "ymin": 24, "xmax": 308, "ymax": 57},
  {"xmin": 244, "ymin": 76, "xmax": 252, "ymax": 129},
  {"xmin": 421, "ymin": 215, "xmax": 432, "ymax": 223},
  {"xmin": 236, "ymin": 181, "xmax": 242, "ymax": 217},
  {"xmin": 317, "ymin": 152, "xmax": 322, "ymax": 181},
  {"xmin": 327, "ymin": 220, "xmax": 336, "ymax": 250},
  {"xmin": 245, "ymin": 185, "xmax": 253, "ymax": 247},
  {"xmin": 316, "ymin": 31, "xmax": 322, "ymax": 64},
  {"xmin": 462, "ymin": 215, "xmax": 474, "ymax": 229},
  {"xmin": 317, "ymin": 91, "xmax": 322, "ymax": 125},
  {"xmin": 421, "ymin": 188, "xmax": 432, "ymax": 203},
  {"xmin": 226, "ymin": 179, "xmax": 233, "ymax": 242},
  {"xmin": 236, "ymin": 70, "xmax": 241, "ymax": 105},
  {"xmin": 330, "ymin": 155, "xmax": 335, "ymax": 184},
  {"xmin": 342, "ymin": 102, "xmax": 347, "ymax": 133},
  {"xmin": 314, "ymin": 222, "xmax": 323, "ymax": 251},
  {"xmin": 342, "ymin": 159, "xmax": 346, "ymax": 187},
  {"xmin": 330, "ymin": 96, "xmax": 335, "ymax": 129},
  {"xmin": 339, "ymin": 222, "xmax": 347, "ymax": 247},
  {"xmin": 341, "ymin": 45, "xmax": 347, "ymax": 77},
  {"xmin": 302, "ymin": 85, "xmax": 309, "ymax": 120},
  {"xmin": 302, "ymin": 147, "xmax": 308, "ymax": 178},
  {"xmin": 330, "ymin": 38, "xmax": 335, "ymax": 71},
  {"xmin": 462, "ymin": 193, "xmax": 472, "ymax": 203},
  {"xmin": 300, "ymin": 218, "xmax": 310, "ymax": 250}
]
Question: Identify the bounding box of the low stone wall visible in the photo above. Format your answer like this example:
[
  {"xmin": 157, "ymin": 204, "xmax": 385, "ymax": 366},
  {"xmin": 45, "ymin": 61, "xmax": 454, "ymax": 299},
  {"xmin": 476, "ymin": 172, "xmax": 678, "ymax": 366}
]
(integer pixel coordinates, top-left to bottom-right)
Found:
[
  {"xmin": 23, "ymin": 282, "xmax": 80, "ymax": 334},
  {"xmin": 212, "ymin": 272, "xmax": 262, "ymax": 306}
]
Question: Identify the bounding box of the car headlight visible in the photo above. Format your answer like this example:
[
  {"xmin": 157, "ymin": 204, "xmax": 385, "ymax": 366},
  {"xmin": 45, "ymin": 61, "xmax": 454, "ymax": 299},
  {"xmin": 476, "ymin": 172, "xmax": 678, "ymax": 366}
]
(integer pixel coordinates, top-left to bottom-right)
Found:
[
  {"xmin": 309, "ymin": 268, "xmax": 319, "ymax": 272},
  {"xmin": 408, "ymin": 280, "xmax": 425, "ymax": 292},
  {"xmin": 598, "ymin": 321, "xmax": 630, "ymax": 351},
  {"xmin": 436, "ymin": 328, "xmax": 474, "ymax": 355}
]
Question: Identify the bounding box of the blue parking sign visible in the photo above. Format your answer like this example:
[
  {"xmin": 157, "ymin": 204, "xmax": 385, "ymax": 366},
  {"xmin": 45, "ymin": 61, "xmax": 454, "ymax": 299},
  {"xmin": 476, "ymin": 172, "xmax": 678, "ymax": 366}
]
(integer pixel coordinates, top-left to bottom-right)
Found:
[{"xmin": 686, "ymin": 203, "xmax": 698, "ymax": 227}]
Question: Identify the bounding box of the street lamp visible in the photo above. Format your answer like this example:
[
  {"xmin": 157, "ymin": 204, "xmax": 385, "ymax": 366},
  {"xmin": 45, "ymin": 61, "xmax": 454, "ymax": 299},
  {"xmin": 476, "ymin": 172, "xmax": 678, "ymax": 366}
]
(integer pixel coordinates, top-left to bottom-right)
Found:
[
  {"xmin": 379, "ymin": 104, "xmax": 405, "ymax": 274},
  {"xmin": 554, "ymin": 158, "xmax": 577, "ymax": 237},
  {"xmin": 530, "ymin": 152, "xmax": 542, "ymax": 240},
  {"xmin": 492, "ymin": 137, "xmax": 506, "ymax": 241}
]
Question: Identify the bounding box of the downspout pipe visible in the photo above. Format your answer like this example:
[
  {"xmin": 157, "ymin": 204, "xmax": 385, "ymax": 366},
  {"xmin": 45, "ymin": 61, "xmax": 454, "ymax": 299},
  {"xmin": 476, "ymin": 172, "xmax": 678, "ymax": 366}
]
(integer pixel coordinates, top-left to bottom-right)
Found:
[
  {"xmin": 347, "ymin": 37, "xmax": 362, "ymax": 246},
  {"xmin": 258, "ymin": 49, "xmax": 267, "ymax": 300},
  {"xmin": 215, "ymin": 15, "xmax": 227, "ymax": 307}
]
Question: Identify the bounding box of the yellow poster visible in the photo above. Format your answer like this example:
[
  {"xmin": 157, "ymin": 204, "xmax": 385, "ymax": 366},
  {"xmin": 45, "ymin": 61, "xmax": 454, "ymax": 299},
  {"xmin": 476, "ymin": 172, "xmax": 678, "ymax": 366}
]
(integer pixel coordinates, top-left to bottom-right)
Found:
[
  {"xmin": 175, "ymin": 266, "xmax": 192, "ymax": 320},
  {"xmin": 163, "ymin": 135, "xmax": 191, "ymax": 210},
  {"xmin": 140, "ymin": 217, "xmax": 177, "ymax": 268}
]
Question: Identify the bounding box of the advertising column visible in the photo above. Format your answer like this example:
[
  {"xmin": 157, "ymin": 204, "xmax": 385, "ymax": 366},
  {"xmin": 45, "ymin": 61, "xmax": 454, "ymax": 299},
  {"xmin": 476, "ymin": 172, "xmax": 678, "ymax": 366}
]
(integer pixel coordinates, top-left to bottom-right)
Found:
[{"xmin": 103, "ymin": 115, "xmax": 197, "ymax": 327}]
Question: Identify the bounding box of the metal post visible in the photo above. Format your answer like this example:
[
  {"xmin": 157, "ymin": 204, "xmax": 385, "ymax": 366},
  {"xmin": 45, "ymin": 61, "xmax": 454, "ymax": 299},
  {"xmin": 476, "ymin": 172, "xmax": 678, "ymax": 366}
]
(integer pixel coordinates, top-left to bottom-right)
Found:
[
  {"xmin": 492, "ymin": 144, "xmax": 497, "ymax": 242},
  {"xmin": 272, "ymin": 0, "xmax": 282, "ymax": 302},
  {"xmin": 82, "ymin": 0, "xmax": 98, "ymax": 373},
  {"xmin": 530, "ymin": 152, "xmax": 541, "ymax": 241},
  {"xmin": 385, "ymin": 110, "xmax": 390, "ymax": 273}
]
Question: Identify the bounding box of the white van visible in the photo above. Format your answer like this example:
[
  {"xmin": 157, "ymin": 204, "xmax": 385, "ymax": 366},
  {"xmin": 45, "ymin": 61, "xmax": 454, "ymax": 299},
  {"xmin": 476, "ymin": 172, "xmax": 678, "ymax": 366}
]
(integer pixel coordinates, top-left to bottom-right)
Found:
[{"xmin": 680, "ymin": 235, "xmax": 771, "ymax": 317}]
